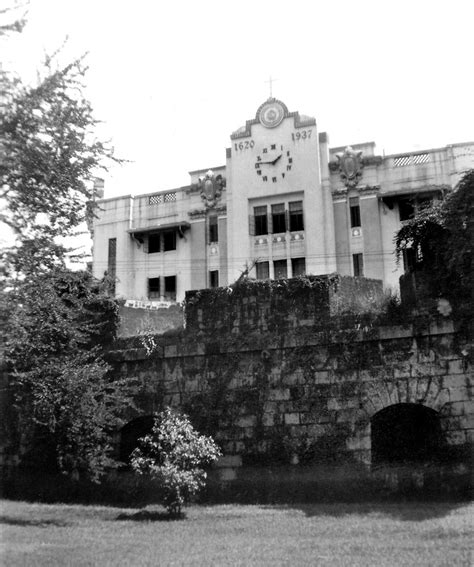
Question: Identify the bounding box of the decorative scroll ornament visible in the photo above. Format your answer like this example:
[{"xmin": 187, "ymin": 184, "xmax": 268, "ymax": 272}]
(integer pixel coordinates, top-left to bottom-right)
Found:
[
  {"xmin": 336, "ymin": 146, "xmax": 364, "ymax": 188},
  {"xmin": 198, "ymin": 170, "xmax": 225, "ymax": 209}
]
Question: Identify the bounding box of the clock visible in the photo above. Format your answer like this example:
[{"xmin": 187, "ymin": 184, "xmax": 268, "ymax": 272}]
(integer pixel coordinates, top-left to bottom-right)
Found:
[
  {"xmin": 255, "ymin": 144, "xmax": 293, "ymax": 182},
  {"xmin": 258, "ymin": 100, "xmax": 285, "ymax": 128}
]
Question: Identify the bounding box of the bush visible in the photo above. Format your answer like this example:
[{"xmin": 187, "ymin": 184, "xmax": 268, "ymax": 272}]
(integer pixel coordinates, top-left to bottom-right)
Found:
[{"xmin": 130, "ymin": 408, "xmax": 221, "ymax": 516}]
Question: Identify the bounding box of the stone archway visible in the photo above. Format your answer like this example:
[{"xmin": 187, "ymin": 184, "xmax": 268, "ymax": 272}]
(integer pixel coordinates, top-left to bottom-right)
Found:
[
  {"xmin": 119, "ymin": 415, "xmax": 155, "ymax": 464},
  {"xmin": 371, "ymin": 403, "xmax": 443, "ymax": 466}
]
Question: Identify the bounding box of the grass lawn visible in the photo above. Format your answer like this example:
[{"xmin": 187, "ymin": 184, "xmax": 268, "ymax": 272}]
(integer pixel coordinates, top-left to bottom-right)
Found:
[{"xmin": 1, "ymin": 499, "xmax": 472, "ymax": 566}]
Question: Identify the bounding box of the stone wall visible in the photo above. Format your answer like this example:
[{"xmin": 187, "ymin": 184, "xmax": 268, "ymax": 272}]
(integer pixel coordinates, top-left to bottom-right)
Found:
[
  {"xmin": 109, "ymin": 277, "xmax": 473, "ymax": 493},
  {"xmin": 185, "ymin": 274, "xmax": 384, "ymax": 334}
]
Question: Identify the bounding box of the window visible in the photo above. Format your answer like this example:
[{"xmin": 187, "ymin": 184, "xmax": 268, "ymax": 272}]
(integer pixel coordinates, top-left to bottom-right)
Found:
[
  {"xmin": 399, "ymin": 195, "xmax": 434, "ymax": 222},
  {"xmin": 403, "ymin": 248, "xmax": 417, "ymax": 273},
  {"xmin": 108, "ymin": 238, "xmax": 116, "ymax": 277},
  {"xmin": 254, "ymin": 206, "xmax": 268, "ymax": 236},
  {"xmin": 148, "ymin": 277, "xmax": 160, "ymax": 299},
  {"xmin": 107, "ymin": 238, "xmax": 116, "ymax": 295},
  {"xmin": 353, "ymin": 253, "xmax": 364, "ymax": 277},
  {"xmin": 271, "ymin": 203, "xmax": 286, "ymax": 233},
  {"xmin": 163, "ymin": 231, "xmax": 176, "ymax": 251},
  {"xmin": 209, "ymin": 216, "xmax": 218, "ymax": 243},
  {"xmin": 274, "ymin": 259, "xmax": 288, "ymax": 279},
  {"xmin": 399, "ymin": 199, "xmax": 415, "ymax": 221},
  {"xmin": 350, "ymin": 197, "xmax": 361, "ymax": 228},
  {"xmin": 292, "ymin": 257, "xmax": 306, "ymax": 277},
  {"xmin": 164, "ymin": 276, "xmax": 176, "ymax": 301},
  {"xmin": 209, "ymin": 270, "xmax": 219, "ymax": 288},
  {"xmin": 148, "ymin": 233, "xmax": 161, "ymax": 253},
  {"xmin": 256, "ymin": 261, "xmax": 269, "ymax": 280},
  {"xmin": 289, "ymin": 201, "xmax": 304, "ymax": 231}
]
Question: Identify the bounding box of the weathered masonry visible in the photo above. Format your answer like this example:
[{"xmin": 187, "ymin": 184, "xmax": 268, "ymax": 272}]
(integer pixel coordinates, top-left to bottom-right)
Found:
[{"xmin": 110, "ymin": 276, "xmax": 473, "ymax": 494}]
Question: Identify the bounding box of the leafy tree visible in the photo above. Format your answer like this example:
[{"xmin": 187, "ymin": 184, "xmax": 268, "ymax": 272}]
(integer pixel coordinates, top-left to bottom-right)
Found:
[
  {"xmin": 0, "ymin": 52, "xmax": 115, "ymax": 272},
  {"xmin": 2, "ymin": 268, "xmax": 133, "ymax": 482},
  {"xmin": 395, "ymin": 170, "xmax": 474, "ymax": 317},
  {"xmin": 131, "ymin": 408, "xmax": 221, "ymax": 517},
  {"xmin": 0, "ymin": 20, "xmax": 131, "ymax": 482}
]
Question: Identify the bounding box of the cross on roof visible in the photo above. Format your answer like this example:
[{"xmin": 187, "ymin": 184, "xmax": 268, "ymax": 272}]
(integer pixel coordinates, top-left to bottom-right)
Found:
[{"xmin": 265, "ymin": 76, "xmax": 278, "ymax": 98}]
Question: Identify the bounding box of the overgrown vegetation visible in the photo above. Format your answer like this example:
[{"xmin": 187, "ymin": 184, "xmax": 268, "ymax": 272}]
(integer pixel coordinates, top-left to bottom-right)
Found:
[
  {"xmin": 395, "ymin": 169, "xmax": 473, "ymax": 324},
  {"xmin": 2, "ymin": 269, "xmax": 133, "ymax": 481},
  {"xmin": 130, "ymin": 408, "xmax": 221, "ymax": 517},
  {"xmin": 0, "ymin": 15, "xmax": 133, "ymax": 481}
]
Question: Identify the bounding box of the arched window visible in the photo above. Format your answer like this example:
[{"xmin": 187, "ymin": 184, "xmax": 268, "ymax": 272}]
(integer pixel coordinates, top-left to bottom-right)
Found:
[
  {"xmin": 119, "ymin": 416, "xmax": 155, "ymax": 464},
  {"xmin": 371, "ymin": 403, "xmax": 443, "ymax": 466}
]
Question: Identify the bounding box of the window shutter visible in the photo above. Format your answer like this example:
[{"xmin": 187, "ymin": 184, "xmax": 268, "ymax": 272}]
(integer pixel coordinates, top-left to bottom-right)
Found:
[
  {"xmin": 249, "ymin": 214, "xmax": 255, "ymax": 236},
  {"xmin": 268, "ymin": 212, "xmax": 273, "ymax": 234}
]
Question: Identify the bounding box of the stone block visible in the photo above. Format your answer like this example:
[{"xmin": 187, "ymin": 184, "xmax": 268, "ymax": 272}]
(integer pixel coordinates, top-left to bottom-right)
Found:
[
  {"xmin": 300, "ymin": 412, "xmax": 317, "ymax": 425},
  {"xmin": 445, "ymin": 430, "xmax": 466, "ymax": 446},
  {"xmin": 305, "ymin": 424, "xmax": 326, "ymax": 438},
  {"xmin": 262, "ymin": 413, "xmax": 275, "ymax": 426},
  {"xmin": 218, "ymin": 468, "xmax": 237, "ymax": 481},
  {"xmin": 243, "ymin": 427, "xmax": 255, "ymax": 438},
  {"xmin": 234, "ymin": 441, "xmax": 246, "ymax": 453},
  {"xmin": 284, "ymin": 413, "xmax": 300, "ymax": 425},
  {"xmin": 458, "ymin": 414, "xmax": 474, "ymax": 429},
  {"xmin": 439, "ymin": 401, "xmax": 468, "ymax": 417},
  {"xmin": 464, "ymin": 429, "xmax": 474, "ymax": 443},
  {"xmin": 216, "ymin": 455, "xmax": 242, "ymax": 468},
  {"xmin": 336, "ymin": 409, "xmax": 357, "ymax": 424},
  {"xmin": 345, "ymin": 435, "xmax": 371, "ymax": 451},
  {"xmin": 411, "ymin": 362, "xmax": 447, "ymax": 378},
  {"xmin": 235, "ymin": 415, "xmax": 257, "ymax": 428},
  {"xmin": 318, "ymin": 410, "xmax": 337, "ymax": 424},
  {"xmin": 282, "ymin": 373, "xmax": 300, "ymax": 386},
  {"xmin": 444, "ymin": 387, "xmax": 469, "ymax": 403},
  {"xmin": 393, "ymin": 366, "xmax": 410, "ymax": 379},
  {"xmin": 448, "ymin": 359, "xmax": 465, "ymax": 375},
  {"xmin": 164, "ymin": 344, "xmax": 178, "ymax": 357},
  {"xmin": 314, "ymin": 371, "xmax": 331, "ymax": 383},
  {"xmin": 327, "ymin": 398, "xmax": 342, "ymax": 411},
  {"xmin": 268, "ymin": 388, "xmax": 290, "ymax": 401},
  {"xmin": 353, "ymin": 449, "xmax": 371, "ymax": 465},
  {"xmin": 444, "ymin": 373, "xmax": 469, "ymax": 389},
  {"xmin": 428, "ymin": 320, "xmax": 454, "ymax": 335},
  {"xmin": 378, "ymin": 325, "xmax": 413, "ymax": 340}
]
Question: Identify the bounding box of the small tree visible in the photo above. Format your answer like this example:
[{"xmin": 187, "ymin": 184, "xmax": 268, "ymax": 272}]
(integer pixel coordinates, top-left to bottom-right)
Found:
[{"xmin": 130, "ymin": 408, "xmax": 222, "ymax": 517}]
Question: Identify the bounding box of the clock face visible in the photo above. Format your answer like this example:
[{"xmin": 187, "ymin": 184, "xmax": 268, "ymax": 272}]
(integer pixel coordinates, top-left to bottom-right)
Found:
[
  {"xmin": 259, "ymin": 101, "xmax": 285, "ymax": 128},
  {"xmin": 255, "ymin": 144, "xmax": 293, "ymax": 183}
]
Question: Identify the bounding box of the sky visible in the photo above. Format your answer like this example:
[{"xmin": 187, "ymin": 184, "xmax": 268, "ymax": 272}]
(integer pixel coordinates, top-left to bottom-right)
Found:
[{"xmin": 3, "ymin": 0, "xmax": 474, "ymax": 200}]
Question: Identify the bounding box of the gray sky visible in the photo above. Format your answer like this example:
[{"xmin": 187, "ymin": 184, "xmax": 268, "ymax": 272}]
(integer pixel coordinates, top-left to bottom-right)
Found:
[{"xmin": 4, "ymin": 0, "xmax": 474, "ymax": 199}]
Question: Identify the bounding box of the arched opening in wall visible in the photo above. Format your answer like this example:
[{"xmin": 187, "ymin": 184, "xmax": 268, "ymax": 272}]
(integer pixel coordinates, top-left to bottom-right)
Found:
[
  {"xmin": 119, "ymin": 416, "xmax": 155, "ymax": 465},
  {"xmin": 371, "ymin": 403, "xmax": 443, "ymax": 466}
]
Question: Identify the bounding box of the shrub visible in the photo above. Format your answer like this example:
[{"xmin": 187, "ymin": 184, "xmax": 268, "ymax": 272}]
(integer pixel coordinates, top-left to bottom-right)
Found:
[{"xmin": 130, "ymin": 408, "xmax": 221, "ymax": 516}]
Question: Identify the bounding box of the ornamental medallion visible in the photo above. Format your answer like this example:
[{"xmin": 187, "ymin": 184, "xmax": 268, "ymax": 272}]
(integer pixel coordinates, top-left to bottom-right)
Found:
[
  {"xmin": 198, "ymin": 170, "xmax": 225, "ymax": 209},
  {"xmin": 336, "ymin": 146, "xmax": 364, "ymax": 188},
  {"xmin": 259, "ymin": 100, "xmax": 285, "ymax": 128}
]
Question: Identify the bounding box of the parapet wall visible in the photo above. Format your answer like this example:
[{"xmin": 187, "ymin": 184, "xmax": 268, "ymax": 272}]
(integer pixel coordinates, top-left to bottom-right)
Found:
[{"xmin": 185, "ymin": 275, "xmax": 384, "ymax": 334}]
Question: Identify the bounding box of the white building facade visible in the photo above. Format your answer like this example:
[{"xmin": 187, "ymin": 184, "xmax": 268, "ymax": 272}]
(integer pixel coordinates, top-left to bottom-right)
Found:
[{"xmin": 92, "ymin": 98, "xmax": 473, "ymax": 304}]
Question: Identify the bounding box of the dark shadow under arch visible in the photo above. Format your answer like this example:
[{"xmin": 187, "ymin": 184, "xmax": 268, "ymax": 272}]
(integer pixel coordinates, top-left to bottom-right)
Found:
[
  {"xmin": 119, "ymin": 415, "xmax": 155, "ymax": 464},
  {"xmin": 371, "ymin": 403, "xmax": 443, "ymax": 466}
]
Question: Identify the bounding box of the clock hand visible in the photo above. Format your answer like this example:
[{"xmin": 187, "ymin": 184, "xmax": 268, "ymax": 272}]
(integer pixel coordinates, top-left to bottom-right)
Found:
[{"xmin": 258, "ymin": 155, "xmax": 283, "ymax": 165}]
